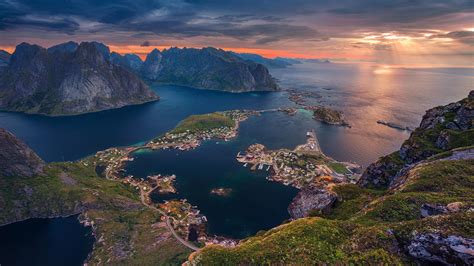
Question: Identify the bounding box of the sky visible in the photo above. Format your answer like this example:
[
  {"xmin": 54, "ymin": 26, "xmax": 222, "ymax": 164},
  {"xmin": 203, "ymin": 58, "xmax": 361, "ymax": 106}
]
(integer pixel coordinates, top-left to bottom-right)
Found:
[{"xmin": 0, "ymin": 0, "xmax": 473, "ymax": 66}]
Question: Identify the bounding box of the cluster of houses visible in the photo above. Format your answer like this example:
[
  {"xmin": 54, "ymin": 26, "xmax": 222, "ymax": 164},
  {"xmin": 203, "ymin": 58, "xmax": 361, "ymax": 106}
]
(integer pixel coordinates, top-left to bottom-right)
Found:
[
  {"xmin": 236, "ymin": 138, "xmax": 359, "ymax": 189},
  {"xmin": 160, "ymin": 199, "xmax": 208, "ymax": 241},
  {"xmin": 148, "ymin": 174, "xmax": 177, "ymax": 193}
]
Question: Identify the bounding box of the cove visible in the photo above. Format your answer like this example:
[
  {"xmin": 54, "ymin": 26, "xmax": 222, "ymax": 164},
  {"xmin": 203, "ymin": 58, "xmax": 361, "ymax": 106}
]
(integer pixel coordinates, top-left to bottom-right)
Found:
[{"xmin": 0, "ymin": 215, "xmax": 94, "ymax": 266}]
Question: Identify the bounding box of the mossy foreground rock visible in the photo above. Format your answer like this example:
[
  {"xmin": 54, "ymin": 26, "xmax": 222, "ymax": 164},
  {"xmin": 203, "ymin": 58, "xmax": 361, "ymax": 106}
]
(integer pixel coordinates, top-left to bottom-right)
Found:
[{"xmin": 189, "ymin": 92, "xmax": 474, "ymax": 265}]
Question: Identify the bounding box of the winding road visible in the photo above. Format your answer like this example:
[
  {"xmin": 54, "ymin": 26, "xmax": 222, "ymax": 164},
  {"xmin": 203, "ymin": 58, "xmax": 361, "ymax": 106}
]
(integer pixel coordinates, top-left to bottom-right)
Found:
[{"xmin": 139, "ymin": 188, "xmax": 200, "ymax": 251}]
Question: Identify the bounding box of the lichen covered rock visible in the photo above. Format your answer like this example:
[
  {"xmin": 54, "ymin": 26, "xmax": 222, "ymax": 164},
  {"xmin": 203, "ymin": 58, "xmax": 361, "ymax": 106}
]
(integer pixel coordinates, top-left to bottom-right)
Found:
[{"xmin": 408, "ymin": 233, "xmax": 474, "ymax": 265}]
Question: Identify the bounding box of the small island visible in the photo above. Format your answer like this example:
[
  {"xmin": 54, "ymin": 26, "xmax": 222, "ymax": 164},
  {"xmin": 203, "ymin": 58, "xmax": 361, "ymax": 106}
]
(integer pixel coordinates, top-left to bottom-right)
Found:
[
  {"xmin": 310, "ymin": 106, "xmax": 349, "ymax": 126},
  {"xmin": 210, "ymin": 188, "xmax": 233, "ymax": 197},
  {"xmin": 285, "ymin": 89, "xmax": 349, "ymax": 127}
]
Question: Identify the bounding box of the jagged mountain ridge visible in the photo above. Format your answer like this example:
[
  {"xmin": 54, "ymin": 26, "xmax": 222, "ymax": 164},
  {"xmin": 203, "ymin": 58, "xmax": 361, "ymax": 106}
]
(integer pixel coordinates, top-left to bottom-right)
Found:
[{"xmin": 0, "ymin": 42, "xmax": 158, "ymax": 115}]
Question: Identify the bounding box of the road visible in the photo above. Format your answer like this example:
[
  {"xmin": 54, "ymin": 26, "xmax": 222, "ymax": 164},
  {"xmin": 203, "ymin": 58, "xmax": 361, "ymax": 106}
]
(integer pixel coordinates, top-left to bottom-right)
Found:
[{"xmin": 139, "ymin": 188, "xmax": 200, "ymax": 251}]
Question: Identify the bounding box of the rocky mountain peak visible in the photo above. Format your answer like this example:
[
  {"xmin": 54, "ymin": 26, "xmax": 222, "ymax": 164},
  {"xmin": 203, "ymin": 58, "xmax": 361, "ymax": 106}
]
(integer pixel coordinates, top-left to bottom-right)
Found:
[
  {"xmin": 74, "ymin": 42, "xmax": 108, "ymax": 66},
  {"xmin": 0, "ymin": 128, "xmax": 45, "ymax": 177},
  {"xmin": 9, "ymin": 42, "xmax": 48, "ymax": 69}
]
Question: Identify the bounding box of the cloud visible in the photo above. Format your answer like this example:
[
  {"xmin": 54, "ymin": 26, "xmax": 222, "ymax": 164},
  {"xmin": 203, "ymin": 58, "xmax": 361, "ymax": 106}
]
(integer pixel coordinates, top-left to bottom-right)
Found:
[
  {"xmin": 0, "ymin": 15, "xmax": 80, "ymax": 34},
  {"xmin": 140, "ymin": 40, "xmax": 151, "ymax": 46},
  {"xmin": 431, "ymin": 31, "xmax": 474, "ymax": 46},
  {"xmin": 0, "ymin": 0, "xmax": 473, "ymax": 57}
]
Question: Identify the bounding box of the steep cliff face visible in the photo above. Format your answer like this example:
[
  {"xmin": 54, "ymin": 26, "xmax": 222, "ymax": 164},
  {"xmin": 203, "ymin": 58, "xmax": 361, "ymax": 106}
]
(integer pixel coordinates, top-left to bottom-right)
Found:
[
  {"xmin": 0, "ymin": 128, "xmax": 45, "ymax": 178},
  {"xmin": 359, "ymin": 90, "xmax": 474, "ymax": 188},
  {"xmin": 140, "ymin": 47, "xmax": 278, "ymax": 92},
  {"xmin": 0, "ymin": 42, "xmax": 159, "ymax": 116}
]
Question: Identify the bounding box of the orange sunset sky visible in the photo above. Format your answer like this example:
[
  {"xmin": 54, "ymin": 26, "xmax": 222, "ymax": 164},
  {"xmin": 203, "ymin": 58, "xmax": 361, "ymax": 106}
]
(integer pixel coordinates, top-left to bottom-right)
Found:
[{"xmin": 0, "ymin": 0, "xmax": 473, "ymax": 66}]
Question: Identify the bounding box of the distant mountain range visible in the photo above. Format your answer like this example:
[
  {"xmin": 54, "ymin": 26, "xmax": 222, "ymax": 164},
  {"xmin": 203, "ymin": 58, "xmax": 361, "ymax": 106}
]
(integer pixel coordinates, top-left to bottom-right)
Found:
[
  {"xmin": 0, "ymin": 42, "xmax": 283, "ymax": 115},
  {"xmin": 112, "ymin": 47, "xmax": 279, "ymax": 92},
  {"xmin": 230, "ymin": 52, "xmax": 300, "ymax": 68}
]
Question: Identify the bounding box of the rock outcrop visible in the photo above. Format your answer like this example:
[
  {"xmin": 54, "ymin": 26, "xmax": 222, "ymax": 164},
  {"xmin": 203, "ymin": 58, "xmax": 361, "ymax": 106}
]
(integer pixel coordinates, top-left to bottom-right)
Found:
[
  {"xmin": 288, "ymin": 188, "xmax": 337, "ymax": 219},
  {"xmin": 0, "ymin": 42, "xmax": 159, "ymax": 116},
  {"xmin": 0, "ymin": 128, "xmax": 45, "ymax": 177},
  {"xmin": 139, "ymin": 47, "xmax": 278, "ymax": 92},
  {"xmin": 359, "ymin": 90, "xmax": 474, "ymax": 188},
  {"xmin": 408, "ymin": 233, "xmax": 474, "ymax": 265}
]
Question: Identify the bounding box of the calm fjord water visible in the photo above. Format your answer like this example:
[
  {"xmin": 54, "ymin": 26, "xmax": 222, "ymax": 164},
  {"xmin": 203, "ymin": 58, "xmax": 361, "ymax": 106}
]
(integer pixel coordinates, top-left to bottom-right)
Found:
[
  {"xmin": 0, "ymin": 62, "xmax": 472, "ymax": 260},
  {"xmin": 0, "ymin": 215, "xmax": 94, "ymax": 266}
]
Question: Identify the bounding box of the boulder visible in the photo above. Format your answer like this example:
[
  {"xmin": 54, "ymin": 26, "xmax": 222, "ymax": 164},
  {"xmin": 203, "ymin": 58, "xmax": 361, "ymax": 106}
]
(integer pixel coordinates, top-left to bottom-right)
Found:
[
  {"xmin": 288, "ymin": 188, "xmax": 336, "ymax": 219},
  {"xmin": 420, "ymin": 203, "xmax": 447, "ymax": 218}
]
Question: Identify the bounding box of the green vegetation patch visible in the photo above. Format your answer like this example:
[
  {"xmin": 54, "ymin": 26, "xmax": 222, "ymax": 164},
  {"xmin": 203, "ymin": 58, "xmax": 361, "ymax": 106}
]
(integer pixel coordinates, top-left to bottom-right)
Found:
[
  {"xmin": 195, "ymin": 218, "xmax": 353, "ymax": 265},
  {"xmin": 328, "ymin": 162, "xmax": 350, "ymax": 174},
  {"xmin": 321, "ymin": 184, "xmax": 384, "ymax": 220},
  {"xmin": 171, "ymin": 112, "xmax": 235, "ymax": 134},
  {"xmin": 194, "ymin": 218, "xmax": 403, "ymax": 265}
]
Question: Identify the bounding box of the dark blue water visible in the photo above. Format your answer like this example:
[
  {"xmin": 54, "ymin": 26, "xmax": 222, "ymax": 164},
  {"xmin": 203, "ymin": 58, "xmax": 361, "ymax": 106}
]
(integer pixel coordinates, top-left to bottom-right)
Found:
[{"xmin": 0, "ymin": 215, "xmax": 94, "ymax": 266}]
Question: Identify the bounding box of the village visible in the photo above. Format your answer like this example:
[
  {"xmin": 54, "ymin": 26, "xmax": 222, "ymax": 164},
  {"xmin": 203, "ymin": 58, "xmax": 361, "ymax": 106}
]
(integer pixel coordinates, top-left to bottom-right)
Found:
[{"xmin": 236, "ymin": 130, "xmax": 361, "ymax": 189}]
